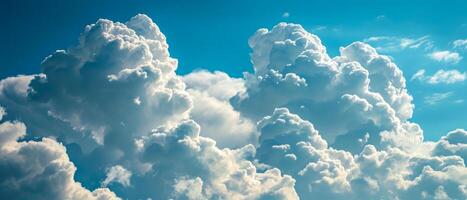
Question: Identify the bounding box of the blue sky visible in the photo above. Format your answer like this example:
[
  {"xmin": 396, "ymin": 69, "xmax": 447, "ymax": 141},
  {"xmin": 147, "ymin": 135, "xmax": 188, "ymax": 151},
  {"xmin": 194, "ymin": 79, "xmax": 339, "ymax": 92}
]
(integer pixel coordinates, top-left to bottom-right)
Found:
[
  {"xmin": 1, "ymin": 1, "xmax": 467, "ymax": 199},
  {"xmin": 1, "ymin": 0, "xmax": 466, "ymax": 140}
]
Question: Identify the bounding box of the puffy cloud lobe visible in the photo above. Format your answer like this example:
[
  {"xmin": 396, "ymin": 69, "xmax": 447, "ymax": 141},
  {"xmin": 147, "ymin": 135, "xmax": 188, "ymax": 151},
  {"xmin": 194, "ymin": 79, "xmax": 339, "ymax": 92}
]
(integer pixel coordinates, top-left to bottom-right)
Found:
[
  {"xmin": 255, "ymin": 108, "xmax": 356, "ymax": 199},
  {"xmin": 255, "ymin": 108, "xmax": 467, "ymax": 200},
  {"xmin": 183, "ymin": 71, "xmax": 256, "ymax": 148},
  {"xmin": 0, "ymin": 109, "xmax": 119, "ymax": 200},
  {"xmin": 134, "ymin": 119, "xmax": 298, "ymax": 199},
  {"xmin": 0, "ymin": 14, "xmax": 194, "ymax": 196},
  {"xmin": 433, "ymin": 129, "xmax": 467, "ymax": 165},
  {"xmin": 232, "ymin": 22, "xmax": 415, "ymax": 153},
  {"xmin": 1, "ymin": 14, "xmax": 192, "ymax": 152}
]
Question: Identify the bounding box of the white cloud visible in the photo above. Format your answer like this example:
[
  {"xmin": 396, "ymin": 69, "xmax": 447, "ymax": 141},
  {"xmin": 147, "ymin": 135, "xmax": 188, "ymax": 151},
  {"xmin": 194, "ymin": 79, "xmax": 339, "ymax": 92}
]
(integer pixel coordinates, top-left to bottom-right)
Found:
[
  {"xmin": 183, "ymin": 70, "xmax": 256, "ymax": 148},
  {"xmin": 432, "ymin": 129, "xmax": 467, "ymax": 165},
  {"xmin": 412, "ymin": 69, "xmax": 466, "ymax": 84},
  {"xmin": 137, "ymin": 119, "xmax": 298, "ymax": 199},
  {"xmin": 102, "ymin": 165, "xmax": 132, "ymax": 187},
  {"xmin": 0, "ymin": 15, "xmax": 297, "ymax": 199},
  {"xmin": 0, "ymin": 15, "xmax": 466, "ymax": 200},
  {"xmin": 255, "ymin": 108, "xmax": 467, "ymax": 199},
  {"xmin": 364, "ymin": 36, "xmax": 433, "ymax": 52},
  {"xmin": 234, "ymin": 22, "xmax": 415, "ymax": 151},
  {"xmin": 428, "ymin": 51, "xmax": 462, "ymax": 64},
  {"xmin": 282, "ymin": 12, "xmax": 290, "ymax": 18},
  {"xmin": 453, "ymin": 39, "xmax": 467, "ymax": 49},
  {"xmin": 0, "ymin": 109, "xmax": 119, "ymax": 200},
  {"xmin": 424, "ymin": 92, "xmax": 453, "ymax": 105}
]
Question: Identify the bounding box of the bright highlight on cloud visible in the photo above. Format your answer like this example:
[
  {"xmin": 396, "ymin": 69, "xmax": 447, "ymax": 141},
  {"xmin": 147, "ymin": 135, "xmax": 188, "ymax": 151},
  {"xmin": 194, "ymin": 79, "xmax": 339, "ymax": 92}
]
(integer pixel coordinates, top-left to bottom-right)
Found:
[{"xmin": 0, "ymin": 15, "xmax": 466, "ymax": 200}]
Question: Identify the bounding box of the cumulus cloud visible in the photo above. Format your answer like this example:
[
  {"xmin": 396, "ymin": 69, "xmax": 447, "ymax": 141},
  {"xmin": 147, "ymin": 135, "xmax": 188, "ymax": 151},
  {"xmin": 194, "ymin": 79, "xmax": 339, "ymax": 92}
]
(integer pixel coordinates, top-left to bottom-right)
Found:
[
  {"xmin": 182, "ymin": 70, "xmax": 256, "ymax": 148},
  {"xmin": 0, "ymin": 15, "xmax": 466, "ymax": 200},
  {"xmin": 0, "ymin": 15, "xmax": 296, "ymax": 199},
  {"xmin": 255, "ymin": 108, "xmax": 467, "ymax": 199},
  {"xmin": 428, "ymin": 51, "xmax": 462, "ymax": 64},
  {"xmin": 232, "ymin": 22, "xmax": 416, "ymax": 153},
  {"xmin": 412, "ymin": 69, "xmax": 466, "ymax": 84},
  {"xmin": 134, "ymin": 119, "xmax": 298, "ymax": 199},
  {"xmin": 0, "ymin": 108, "xmax": 119, "ymax": 200}
]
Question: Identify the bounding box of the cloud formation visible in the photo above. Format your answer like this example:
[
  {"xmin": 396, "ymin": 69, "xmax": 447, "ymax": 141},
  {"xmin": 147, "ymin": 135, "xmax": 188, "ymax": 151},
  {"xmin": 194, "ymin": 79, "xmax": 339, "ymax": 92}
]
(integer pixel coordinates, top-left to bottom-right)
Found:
[
  {"xmin": 412, "ymin": 69, "xmax": 466, "ymax": 84},
  {"xmin": 364, "ymin": 36, "xmax": 433, "ymax": 52},
  {"xmin": 232, "ymin": 22, "xmax": 416, "ymax": 153},
  {"xmin": 0, "ymin": 15, "xmax": 465, "ymax": 200},
  {"xmin": 424, "ymin": 92, "xmax": 453, "ymax": 105},
  {"xmin": 428, "ymin": 51, "xmax": 462, "ymax": 64},
  {"xmin": 0, "ymin": 108, "xmax": 119, "ymax": 200},
  {"xmin": 453, "ymin": 39, "xmax": 467, "ymax": 49}
]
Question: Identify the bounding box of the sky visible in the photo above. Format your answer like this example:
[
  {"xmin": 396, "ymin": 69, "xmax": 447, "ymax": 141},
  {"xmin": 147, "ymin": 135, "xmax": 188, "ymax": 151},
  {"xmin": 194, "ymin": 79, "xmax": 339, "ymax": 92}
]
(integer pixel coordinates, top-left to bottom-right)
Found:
[
  {"xmin": 2, "ymin": 0, "xmax": 466, "ymax": 141},
  {"xmin": 0, "ymin": 1, "xmax": 466, "ymax": 199}
]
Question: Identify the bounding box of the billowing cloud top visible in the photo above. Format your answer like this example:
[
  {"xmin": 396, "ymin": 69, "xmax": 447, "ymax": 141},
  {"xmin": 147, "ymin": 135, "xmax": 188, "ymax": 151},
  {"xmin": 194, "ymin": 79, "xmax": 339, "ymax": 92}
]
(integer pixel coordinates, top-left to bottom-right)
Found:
[{"xmin": 0, "ymin": 15, "xmax": 465, "ymax": 200}]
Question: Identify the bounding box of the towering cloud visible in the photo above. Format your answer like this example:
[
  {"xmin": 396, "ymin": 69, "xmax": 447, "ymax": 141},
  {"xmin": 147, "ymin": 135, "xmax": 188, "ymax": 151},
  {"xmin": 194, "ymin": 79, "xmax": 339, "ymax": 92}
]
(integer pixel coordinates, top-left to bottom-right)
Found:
[
  {"xmin": 0, "ymin": 15, "xmax": 465, "ymax": 200},
  {"xmin": 0, "ymin": 15, "xmax": 297, "ymax": 199},
  {"xmin": 231, "ymin": 23, "xmax": 417, "ymax": 153}
]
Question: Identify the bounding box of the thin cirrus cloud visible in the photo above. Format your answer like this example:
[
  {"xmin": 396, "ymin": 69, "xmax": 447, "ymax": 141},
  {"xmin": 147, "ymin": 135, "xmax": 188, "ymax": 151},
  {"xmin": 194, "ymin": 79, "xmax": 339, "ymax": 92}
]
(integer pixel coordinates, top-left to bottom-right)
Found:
[
  {"xmin": 363, "ymin": 35, "xmax": 433, "ymax": 52},
  {"xmin": 453, "ymin": 39, "xmax": 467, "ymax": 49},
  {"xmin": 0, "ymin": 15, "xmax": 466, "ymax": 200},
  {"xmin": 428, "ymin": 50, "xmax": 463, "ymax": 64},
  {"xmin": 411, "ymin": 69, "xmax": 466, "ymax": 84},
  {"xmin": 424, "ymin": 92, "xmax": 453, "ymax": 105}
]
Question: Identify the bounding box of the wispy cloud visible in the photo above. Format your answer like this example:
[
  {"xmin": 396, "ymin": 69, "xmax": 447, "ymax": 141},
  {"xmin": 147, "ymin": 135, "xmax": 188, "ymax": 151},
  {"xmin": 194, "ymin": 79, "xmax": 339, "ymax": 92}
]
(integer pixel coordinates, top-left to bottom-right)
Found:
[
  {"xmin": 282, "ymin": 12, "xmax": 290, "ymax": 18},
  {"xmin": 364, "ymin": 36, "xmax": 433, "ymax": 52},
  {"xmin": 428, "ymin": 51, "xmax": 462, "ymax": 64},
  {"xmin": 411, "ymin": 69, "xmax": 466, "ymax": 84},
  {"xmin": 424, "ymin": 92, "xmax": 453, "ymax": 105},
  {"xmin": 376, "ymin": 15, "xmax": 386, "ymax": 21},
  {"xmin": 453, "ymin": 39, "xmax": 467, "ymax": 49}
]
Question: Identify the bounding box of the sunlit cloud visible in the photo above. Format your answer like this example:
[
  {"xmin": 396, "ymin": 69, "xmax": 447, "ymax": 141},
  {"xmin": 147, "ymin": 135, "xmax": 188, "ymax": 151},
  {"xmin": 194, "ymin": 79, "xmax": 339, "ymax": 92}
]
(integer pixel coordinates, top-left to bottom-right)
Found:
[
  {"xmin": 412, "ymin": 69, "xmax": 466, "ymax": 84},
  {"xmin": 428, "ymin": 50, "xmax": 462, "ymax": 64}
]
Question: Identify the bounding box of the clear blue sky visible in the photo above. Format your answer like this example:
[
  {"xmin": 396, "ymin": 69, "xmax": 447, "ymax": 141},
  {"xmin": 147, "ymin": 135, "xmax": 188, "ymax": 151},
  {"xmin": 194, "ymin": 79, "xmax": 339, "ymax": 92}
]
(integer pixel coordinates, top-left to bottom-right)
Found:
[{"xmin": 1, "ymin": 0, "xmax": 466, "ymax": 140}]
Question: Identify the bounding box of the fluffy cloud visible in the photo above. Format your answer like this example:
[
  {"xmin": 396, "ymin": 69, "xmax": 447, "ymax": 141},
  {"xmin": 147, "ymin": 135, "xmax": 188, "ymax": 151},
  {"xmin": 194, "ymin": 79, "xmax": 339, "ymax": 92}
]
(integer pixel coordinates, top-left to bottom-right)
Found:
[
  {"xmin": 432, "ymin": 129, "xmax": 467, "ymax": 165},
  {"xmin": 412, "ymin": 69, "xmax": 466, "ymax": 84},
  {"xmin": 0, "ymin": 15, "xmax": 297, "ymax": 199},
  {"xmin": 134, "ymin": 119, "xmax": 298, "ymax": 199},
  {"xmin": 0, "ymin": 15, "xmax": 466, "ymax": 200},
  {"xmin": 0, "ymin": 108, "xmax": 119, "ymax": 200},
  {"xmin": 232, "ymin": 22, "xmax": 416, "ymax": 153},
  {"xmin": 428, "ymin": 51, "xmax": 462, "ymax": 64},
  {"xmin": 255, "ymin": 108, "xmax": 467, "ymax": 199},
  {"xmin": 182, "ymin": 71, "xmax": 256, "ymax": 148}
]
